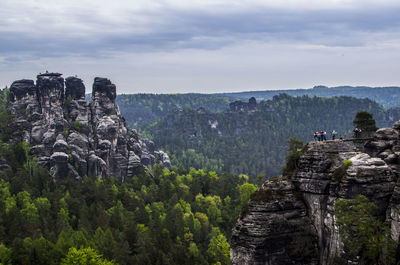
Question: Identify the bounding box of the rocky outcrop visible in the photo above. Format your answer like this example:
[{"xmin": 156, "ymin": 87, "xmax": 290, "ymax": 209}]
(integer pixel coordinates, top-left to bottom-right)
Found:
[
  {"xmin": 229, "ymin": 97, "xmax": 257, "ymax": 112},
  {"xmin": 231, "ymin": 123, "xmax": 400, "ymax": 264},
  {"xmin": 231, "ymin": 179, "xmax": 319, "ymax": 265},
  {"xmin": 9, "ymin": 72, "xmax": 171, "ymax": 179}
]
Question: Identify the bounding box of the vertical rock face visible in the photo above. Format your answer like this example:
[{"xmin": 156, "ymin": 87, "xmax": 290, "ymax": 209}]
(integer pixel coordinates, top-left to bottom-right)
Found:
[
  {"xmin": 231, "ymin": 124, "xmax": 400, "ymax": 265},
  {"xmin": 9, "ymin": 79, "xmax": 41, "ymax": 142},
  {"xmin": 364, "ymin": 122, "xmax": 400, "ymax": 247},
  {"xmin": 36, "ymin": 73, "xmax": 65, "ymax": 122},
  {"xmin": 9, "ymin": 72, "xmax": 171, "ymax": 179},
  {"xmin": 65, "ymin": 76, "xmax": 85, "ymax": 100},
  {"xmin": 231, "ymin": 180, "xmax": 319, "ymax": 265}
]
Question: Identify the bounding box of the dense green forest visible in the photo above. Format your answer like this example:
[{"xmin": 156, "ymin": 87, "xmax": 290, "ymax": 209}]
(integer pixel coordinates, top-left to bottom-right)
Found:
[
  {"xmin": 2, "ymin": 85, "xmax": 400, "ymax": 264},
  {"xmin": 218, "ymin": 85, "xmax": 400, "ymax": 109},
  {"xmin": 0, "ymin": 88, "xmax": 255, "ymax": 265},
  {"xmin": 116, "ymin": 86, "xmax": 400, "ymax": 129},
  {"xmin": 116, "ymin": 94, "xmax": 233, "ymax": 128},
  {"xmin": 144, "ymin": 94, "xmax": 400, "ymax": 179},
  {"xmin": 0, "ymin": 156, "xmax": 251, "ymax": 265}
]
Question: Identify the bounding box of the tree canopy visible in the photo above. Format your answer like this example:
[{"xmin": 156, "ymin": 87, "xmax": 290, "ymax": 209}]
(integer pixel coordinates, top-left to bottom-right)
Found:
[
  {"xmin": 334, "ymin": 195, "xmax": 396, "ymax": 264},
  {"xmin": 353, "ymin": 111, "xmax": 378, "ymax": 132}
]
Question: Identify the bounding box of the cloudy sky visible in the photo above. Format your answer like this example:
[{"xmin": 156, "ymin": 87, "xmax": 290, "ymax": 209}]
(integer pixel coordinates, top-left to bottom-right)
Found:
[{"xmin": 0, "ymin": 0, "xmax": 399, "ymax": 93}]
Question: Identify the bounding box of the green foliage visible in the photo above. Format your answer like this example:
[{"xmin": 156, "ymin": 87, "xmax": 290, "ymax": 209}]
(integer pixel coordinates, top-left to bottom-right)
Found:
[
  {"xmin": 0, "ymin": 244, "xmax": 12, "ymax": 265},
  {"xmin": 334, "ymin": 195, "xmax": 396, "ymax": 264},
  {"xmin": 282, "ymin": 137, "xmax": 303, "ymax": 178},
  {"xmin": 238, "ymin": 183, "xmax": 257, "ymax": 209},
  {"xmin": 64, "ymin": 96, "xmax": 72, "ymax": 110},
  {"xmin": 117, "ymin": 86, "xmax": 400, "ymax": 132},
  {"xmin": 117, "ymin": 93, "xmax": 233, "ymax": 128},
  {"xmin": 73, "ymin": 120, "xmax": 82, "ymax": 132},
  {"xmin": 0, "ymin": 96, "xmax": 243, "ymax": 265},
  {"xmin": 332, "ymin": 159, "xmax": 352, "ymax": 182},
  {"xmin": 0, "ymin": 147, "xmax": 248, "ymax": 265},
  {"xmin": 353, "ymin": 111, "xmax": 378, "ymax": 132},
  {"xmin": 61, "ymin": 247, "xmax": 116, "ymax": 265},
  {"xmin": 207, "ymin": 228, "xmax": 231, "ymax": 265},
  {"xmin": 217, "ymin": 85, "xmax": 400, "ymax": 109},
  {"xmin": 63, "ymin": 128, "xmax": 70, "ymax": 139},
  {"xmin": 0, "ymin": 87, "xmax": 15, "ymax": 142},
  {"xmin": 343, "ymin": 159, "xmax": 352, "ymax": 167}
]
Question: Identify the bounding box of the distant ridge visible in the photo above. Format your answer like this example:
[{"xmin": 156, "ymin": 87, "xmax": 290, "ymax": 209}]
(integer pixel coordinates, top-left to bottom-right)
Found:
[
  {"xmin": 216, "ymin": 85, "xmax": 400, "ymax": 108},
  {"xmin": 116, "ymin": 86, "xmax": 400, "ymax": 129}
]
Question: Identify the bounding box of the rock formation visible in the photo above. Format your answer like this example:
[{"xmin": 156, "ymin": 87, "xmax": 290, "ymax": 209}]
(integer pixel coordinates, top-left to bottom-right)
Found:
[
  {"xmin": 229, "ymin": 97, "xmax": 257, "ymax": 112},
  {"xmin": 9, "ymin": 73, "xmax": 171, "ymax": 179},
  {"xmin": 231, "ymin": 123, "xmax": 400, "ymax": 265}
]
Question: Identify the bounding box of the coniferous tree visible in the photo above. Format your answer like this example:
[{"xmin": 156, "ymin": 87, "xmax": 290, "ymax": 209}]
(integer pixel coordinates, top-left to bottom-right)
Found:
[{"xmin": 353, "ymin": 111, "xmax": 378, "ymax": 132}]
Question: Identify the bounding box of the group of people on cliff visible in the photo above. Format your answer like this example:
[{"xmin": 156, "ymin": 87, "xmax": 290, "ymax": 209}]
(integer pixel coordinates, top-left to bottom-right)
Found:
[
  {"xmin": 313, "ymin": 130, "xmax": 338, "ymax": 141},
  {"xmin": 313, "ymin": 128, "xmax": 366, "ymax": 142}
]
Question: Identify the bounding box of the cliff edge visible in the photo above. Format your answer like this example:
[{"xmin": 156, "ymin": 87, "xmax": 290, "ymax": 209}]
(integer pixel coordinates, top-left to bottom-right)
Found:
[{"xmin": 231, "ymin": 122, "xmax": 400, "ymax": 264}]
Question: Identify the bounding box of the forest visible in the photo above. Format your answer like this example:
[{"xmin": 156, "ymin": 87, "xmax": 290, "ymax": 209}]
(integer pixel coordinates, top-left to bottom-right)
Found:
[
  {"xmin": 0, "ymin": 87, "xmax": 257, "ymax": 265},
  {"xmin": 1, "ymin": 86, "xmax": 399, "ymax": 264},
  {"xmin": 144, "ymin": 94, "xmax": 400, "ymax": 179},
  {"xmin": 116, "ymin": 86, "xmax": 400, "ymax": 130},
  {"xmin": 0, "ymin": 153, "xmax": 251, "ymax": 265},
  {"xmin": 218, "ymin": 85, "xmax": 400, "ymax": 109},
  {"xmin": 116, "ymin": 94, "xmax": 233, "ymax": 128}
]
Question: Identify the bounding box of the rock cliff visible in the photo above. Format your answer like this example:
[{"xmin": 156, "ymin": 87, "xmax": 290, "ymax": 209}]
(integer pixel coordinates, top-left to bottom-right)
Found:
[
  {"xmin": 229, "ymin": 97, "xmax": 257, "ymax": 112},
  {"xmin": 8, "ymin": 73, "xmax": 171, "ymax": 179},
  {"xmin": 231, "ymin": 123, "xmax": 400, "ymax": 264}
]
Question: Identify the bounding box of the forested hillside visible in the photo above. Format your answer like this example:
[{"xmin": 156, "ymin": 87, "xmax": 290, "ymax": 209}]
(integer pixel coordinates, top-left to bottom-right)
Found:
[
  {"xmin": 145, "ymin": 94, "xmax": 400, "ymax": 179},
  {"xmin": 116, "ymin": 94, "xmax": 233, "ymax": 128},
  {"xmin": 0, "ymin": 87, "xmax": 254, "ymax": 265},
  {"xmin": 117, "ymin": 86, "xmax": 400, "ymax": 129},
  {"xmin": 219, "ymin": 85, "xmax": 400, "ymax": 108}
]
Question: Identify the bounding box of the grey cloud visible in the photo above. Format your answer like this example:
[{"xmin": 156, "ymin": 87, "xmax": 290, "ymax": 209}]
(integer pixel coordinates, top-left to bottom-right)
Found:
[{"xmin": 0, "ymin": 5, "xmax": 399, "ymax": 59}]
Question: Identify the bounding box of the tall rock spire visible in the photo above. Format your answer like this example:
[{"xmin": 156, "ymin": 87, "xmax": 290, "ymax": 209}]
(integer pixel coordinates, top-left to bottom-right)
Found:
[{"xmin": 8, "ymin": 72, "xmax": 171, "ymax": 180}]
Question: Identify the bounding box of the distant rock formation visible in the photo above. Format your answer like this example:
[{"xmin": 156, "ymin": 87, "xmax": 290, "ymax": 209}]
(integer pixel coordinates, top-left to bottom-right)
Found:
[
  {"xmin": 9, "ymin": 73, "xmax": 171, "ymax": 179},
  {"xmin": 229, "ymin": 97, "xmax": 257, "ymax": 112},
  {"xmin": 231, "ymin": 123, "xmax": 400, "ymax": 264}
]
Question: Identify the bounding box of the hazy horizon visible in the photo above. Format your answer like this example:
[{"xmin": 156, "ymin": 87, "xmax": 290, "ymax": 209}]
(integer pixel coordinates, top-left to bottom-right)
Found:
[{"xmin": 1, "ymin": 0, "xmax": 399, "ymax": 93}]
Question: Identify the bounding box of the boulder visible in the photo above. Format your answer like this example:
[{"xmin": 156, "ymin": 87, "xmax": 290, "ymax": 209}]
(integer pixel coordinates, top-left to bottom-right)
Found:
[{"xmin": 375, "ymin": 128, "xmax": 399, "ymax": 140}]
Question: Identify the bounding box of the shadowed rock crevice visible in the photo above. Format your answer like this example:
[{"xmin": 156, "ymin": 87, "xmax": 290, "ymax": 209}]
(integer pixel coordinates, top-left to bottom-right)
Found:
[{"xmin": 9, "ymin": 72, "xmax": 171, "ymax": 179}]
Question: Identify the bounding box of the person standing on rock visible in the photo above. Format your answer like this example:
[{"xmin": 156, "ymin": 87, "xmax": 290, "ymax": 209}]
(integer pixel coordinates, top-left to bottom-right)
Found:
[
  {"xmin": 354, "ymin": 127, "xmax": 362, "ymax": 138},
  {"xmin": 320, "ymin": 131, "xmax": 324, "ymax": 141},
  {"xmin": 314, "ymin": 131, "xmax": 318, "ymax": 141},
  {"xmin": 323, "ymin": 131, "xmax": 327, "ymax": 141},
  {"xmin": 332, "ymin": 130, "xmax": 337, "ymax": 140}
]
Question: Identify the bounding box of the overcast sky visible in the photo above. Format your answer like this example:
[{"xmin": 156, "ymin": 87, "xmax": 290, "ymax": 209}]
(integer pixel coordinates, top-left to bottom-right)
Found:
[{"xmin": 0, "ymin": 0, "xmax": 399, "ymax": 93}]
